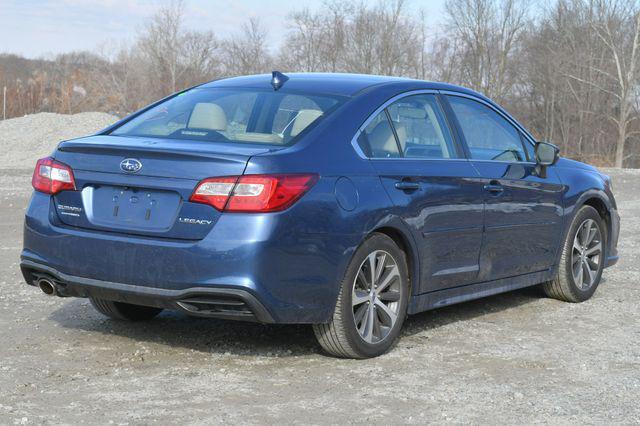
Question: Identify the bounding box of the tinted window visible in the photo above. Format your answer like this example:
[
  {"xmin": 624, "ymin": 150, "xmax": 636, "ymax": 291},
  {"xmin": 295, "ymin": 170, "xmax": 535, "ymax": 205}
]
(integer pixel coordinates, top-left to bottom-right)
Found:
[
  {"xmin": 357, "ymin": 111, "xmax": 401, "ymax": 158},
  {"xmin": 386, "ymin": 94, "xmax": 456, "ymax": 159},
  {"xmin": 111, "ymin": 88, "xmax": 344, "ymax": 145},
  {"xmin": 447, "ymin": 96, "xmax": 526, "ymax": 162}
]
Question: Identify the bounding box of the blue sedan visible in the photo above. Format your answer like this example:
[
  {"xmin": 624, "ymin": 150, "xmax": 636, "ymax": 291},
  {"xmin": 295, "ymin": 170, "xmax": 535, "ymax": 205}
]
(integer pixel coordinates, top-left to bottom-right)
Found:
[{"xmin": 21, "ymin": 72, "xmax": 620, "ymax": 358}]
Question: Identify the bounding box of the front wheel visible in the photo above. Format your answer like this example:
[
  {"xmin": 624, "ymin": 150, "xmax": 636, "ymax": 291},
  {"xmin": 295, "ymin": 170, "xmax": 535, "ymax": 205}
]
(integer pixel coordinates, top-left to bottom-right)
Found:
[
  {"xmin": 313, "ymin": 233, "xmax": 410, "ymax": 358},
  {"xmin": 542, "ymin": 205, "xmax": 605, "ymax": 302}
]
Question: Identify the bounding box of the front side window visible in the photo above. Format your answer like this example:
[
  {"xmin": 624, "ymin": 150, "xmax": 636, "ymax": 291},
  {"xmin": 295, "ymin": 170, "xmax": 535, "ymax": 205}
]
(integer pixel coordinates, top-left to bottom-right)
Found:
[
  {"xmin": 386, "ymin": 94, "xmax": 456, "ymax": 159},
  {"xmin": 110, "ymin": 88, "xmax": 344, "ymax": 145},
  {"xmin": 447, "ymin": 96, "xmax": 527, "ymax": 162}
]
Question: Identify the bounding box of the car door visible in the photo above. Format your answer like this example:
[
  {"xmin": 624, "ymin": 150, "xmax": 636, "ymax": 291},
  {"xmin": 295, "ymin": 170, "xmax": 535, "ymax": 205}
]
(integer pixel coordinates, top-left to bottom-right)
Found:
[
  {"xmin": 354, "ymin": 92, "xmax": 485, "ymax": 293},
  {"xmin": 443, "ymin": 93, "xmax": 564, "ymax": 282}
]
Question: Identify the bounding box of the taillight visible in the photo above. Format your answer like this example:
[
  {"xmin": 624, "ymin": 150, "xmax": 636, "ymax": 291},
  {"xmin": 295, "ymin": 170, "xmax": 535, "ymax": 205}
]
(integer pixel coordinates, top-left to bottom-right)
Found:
[
  {"xmin": 190, "ymin": 174, "xmax": 318, "ymax": 213},
  {"xmin": 31, "ymin": 157, "xmax": 76, "ymax": 195}
]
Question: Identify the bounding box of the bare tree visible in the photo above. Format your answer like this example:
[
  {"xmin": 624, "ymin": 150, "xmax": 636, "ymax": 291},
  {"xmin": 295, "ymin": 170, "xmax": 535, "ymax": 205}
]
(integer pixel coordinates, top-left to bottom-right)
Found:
[
  {"xmin": 590, "ymin": 0, "xmax": 640, "ymax": 167},
  {"xmin": 220, "ymin": 18, "xmax": 272, "ymax": 76},
  {"xmin": 137, "ymin": 0, "xmax": 219, "ymax": 97},
  {"xmin": 281, "ymin": 0, "xmax": 424, "ymax": 77},
  {"xmin": 280, "ymin": 1, "xmax": 351, "ymax": 72},
  {"xmin": 443, "ymin": 0, "xmax": 530, "ymax": 102}
]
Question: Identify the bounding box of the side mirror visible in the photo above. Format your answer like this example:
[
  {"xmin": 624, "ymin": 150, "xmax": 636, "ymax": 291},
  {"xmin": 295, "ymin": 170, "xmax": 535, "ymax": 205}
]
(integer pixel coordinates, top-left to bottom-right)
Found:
[
  {"xmin": 534, "ymin": 142, "xmax": 559, "ymax": 178},
  {"xmin": 535, "ymin": 141, "xmax": 560, "ymax": 166}
]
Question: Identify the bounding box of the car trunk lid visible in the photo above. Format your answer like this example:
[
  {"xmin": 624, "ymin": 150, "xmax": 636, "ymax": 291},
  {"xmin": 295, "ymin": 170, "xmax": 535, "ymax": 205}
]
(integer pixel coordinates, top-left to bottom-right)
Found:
[{"xmin": 51, "ymin": 135, "xmax": 276, "ymax": 240}]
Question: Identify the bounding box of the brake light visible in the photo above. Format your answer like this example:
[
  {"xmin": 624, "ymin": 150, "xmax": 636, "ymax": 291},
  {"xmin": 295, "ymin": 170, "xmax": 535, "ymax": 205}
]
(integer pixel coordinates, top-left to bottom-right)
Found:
[
  {"xmin": 190, "ymin": 174, "xmax": 318, "ymax": 212},
  {"xmin": 31, "ymin": 157, "xmax": 76, "ymax": 195}
]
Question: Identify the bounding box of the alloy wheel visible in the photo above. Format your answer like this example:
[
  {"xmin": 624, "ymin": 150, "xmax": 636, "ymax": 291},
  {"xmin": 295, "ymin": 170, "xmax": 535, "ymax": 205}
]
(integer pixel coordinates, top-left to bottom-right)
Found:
[
  {"xmin": 352, "ymin": 250, "xmax": 402, "ymax": 344},
  {"xmin": 571, "ymin": 219, "xmax": 602, "ymax": 290}
]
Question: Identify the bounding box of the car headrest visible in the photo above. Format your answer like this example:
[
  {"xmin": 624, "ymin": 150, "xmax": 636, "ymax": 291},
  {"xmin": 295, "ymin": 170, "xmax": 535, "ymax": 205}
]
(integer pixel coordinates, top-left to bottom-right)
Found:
[
  {"xmin": 188, "ymin": 103, "xmax": 227, "ymax": 131},
  {"xmin": 396, "ymin": 106, "xmax": 427, "ymax": 119},
  {"xmin": 369, "ymin": 121, "xmax": 399, "ymax": 156},
  {"xmin": 291, "ymin": 110, "xmax": 323, "ymax": 137}
]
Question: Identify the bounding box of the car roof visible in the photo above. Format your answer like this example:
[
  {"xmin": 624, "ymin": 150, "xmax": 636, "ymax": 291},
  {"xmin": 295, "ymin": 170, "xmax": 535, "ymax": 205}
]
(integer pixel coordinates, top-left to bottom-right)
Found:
[{"xmin": 199, "ymin": 72, "xmax": 484, "ymax": 99}]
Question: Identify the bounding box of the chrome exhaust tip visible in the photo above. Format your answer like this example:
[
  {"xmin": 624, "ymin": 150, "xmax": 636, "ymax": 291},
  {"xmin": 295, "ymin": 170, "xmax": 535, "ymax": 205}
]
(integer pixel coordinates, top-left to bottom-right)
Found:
[{"xmin": 37, "ymin": 277, "xmax": 57, "ymax": 296}]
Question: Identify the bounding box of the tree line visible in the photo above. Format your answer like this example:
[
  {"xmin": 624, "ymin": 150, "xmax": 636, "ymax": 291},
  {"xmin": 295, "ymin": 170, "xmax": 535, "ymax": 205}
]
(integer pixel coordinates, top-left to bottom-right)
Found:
[{"xmin": 1, "ymin": 0, "xmax": 638, "ymax": 167}]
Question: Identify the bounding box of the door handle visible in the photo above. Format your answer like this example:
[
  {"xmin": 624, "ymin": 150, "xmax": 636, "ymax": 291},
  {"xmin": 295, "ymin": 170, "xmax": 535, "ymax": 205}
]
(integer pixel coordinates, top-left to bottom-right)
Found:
[
  {"xmin": 395, "ymin": 181, "xmax": 421, "ymax": 191},
  {"xmin": 483, "ymin": 181, "xmax": 504, "ymax": 194}
]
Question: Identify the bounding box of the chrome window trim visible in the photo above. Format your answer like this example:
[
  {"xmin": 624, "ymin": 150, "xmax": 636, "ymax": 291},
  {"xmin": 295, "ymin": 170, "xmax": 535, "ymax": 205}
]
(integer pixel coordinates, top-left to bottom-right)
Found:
[{"xmin": 350, "ymin": 88, "xmax": 538, "ymax": 163}]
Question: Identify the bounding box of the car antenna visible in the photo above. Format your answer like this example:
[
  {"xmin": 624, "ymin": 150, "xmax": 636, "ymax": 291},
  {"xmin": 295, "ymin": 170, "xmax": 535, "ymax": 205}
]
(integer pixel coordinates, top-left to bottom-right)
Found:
[{"xmin": 271, "ymin": 71, "xmax": 289, "ymax": 91}]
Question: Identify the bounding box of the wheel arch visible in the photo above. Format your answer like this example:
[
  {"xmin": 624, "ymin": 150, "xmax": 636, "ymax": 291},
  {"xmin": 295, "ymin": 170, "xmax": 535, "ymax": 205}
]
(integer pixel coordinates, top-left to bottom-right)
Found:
[
  {"xmin": 369, "ymin": 224, "xmax": 420, "ymax": 297},
  {"xmin": 554, "ymin": 189, "xmax": 614, "ymax": 273},
  {"xmin": 576, "ymin": 191, "xmax": 613, "ymax": 252}
]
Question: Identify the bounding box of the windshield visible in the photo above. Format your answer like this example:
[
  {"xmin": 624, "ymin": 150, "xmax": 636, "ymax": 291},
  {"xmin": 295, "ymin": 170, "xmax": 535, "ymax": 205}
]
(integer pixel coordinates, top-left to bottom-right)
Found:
[{"xmin": 109, "ymin": 88, "xmax": 344, "ymax": 145}]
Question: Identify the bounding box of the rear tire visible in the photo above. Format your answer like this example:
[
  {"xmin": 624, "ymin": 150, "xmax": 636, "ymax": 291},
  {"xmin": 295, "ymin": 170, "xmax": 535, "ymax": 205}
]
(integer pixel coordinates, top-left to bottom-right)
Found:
[
  {"xmin": 542, "ymin": 205, "xmax": 605, "ymax": 303},
  {"xmin": 90, "ymin": 298, "xmax": 163, "ymax": 321},
  {"xmin": 313, "ymin": 233, "xmax": 410, "ymax": 358}
]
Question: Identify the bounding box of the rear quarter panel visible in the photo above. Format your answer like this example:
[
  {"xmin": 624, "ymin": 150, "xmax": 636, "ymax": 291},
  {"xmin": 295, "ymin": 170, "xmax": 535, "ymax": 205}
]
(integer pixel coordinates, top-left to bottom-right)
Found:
[{"xmin": 241, "ymin": 83, "xmax": 430, "ymax": 304}]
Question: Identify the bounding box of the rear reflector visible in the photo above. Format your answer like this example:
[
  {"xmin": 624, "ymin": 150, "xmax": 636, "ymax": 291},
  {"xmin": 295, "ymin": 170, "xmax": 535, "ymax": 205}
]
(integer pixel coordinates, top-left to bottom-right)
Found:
[
  {"xmin": 31, "ymin": 157, "xmax": 76, "ymax": 195},
  {"xmin": 190, "ymin": 174, "xmax": 318, "ymax": 212}
]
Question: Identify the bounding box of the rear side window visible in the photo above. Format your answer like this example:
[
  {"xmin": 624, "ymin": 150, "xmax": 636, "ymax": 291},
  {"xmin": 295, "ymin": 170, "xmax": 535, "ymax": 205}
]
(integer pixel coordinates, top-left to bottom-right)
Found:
[
  {"xmin": 110, "ymin": 88, "xmax": 344, "ymax": 145},
  {"xmin": 357, "ymin": 111, "xmax": 401, "ymax": 158},
  {"xmin": 386, "ymin": 94, "xmax": 456, "ymax": 159},
  {"xmin": 447, "ymin": 95, "xmax": 527, "ymax": 162}
]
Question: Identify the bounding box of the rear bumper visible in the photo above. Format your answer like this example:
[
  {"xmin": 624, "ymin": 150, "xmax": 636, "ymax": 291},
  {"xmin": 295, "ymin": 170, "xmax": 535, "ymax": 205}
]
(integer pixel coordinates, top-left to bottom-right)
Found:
[
  {"xmin": 22, "ymin": 191, "xmax": 361, "ymax": 324},
  {"xmin": 21, "ymin": 259, "xmax": 274, "ymax": 322}
]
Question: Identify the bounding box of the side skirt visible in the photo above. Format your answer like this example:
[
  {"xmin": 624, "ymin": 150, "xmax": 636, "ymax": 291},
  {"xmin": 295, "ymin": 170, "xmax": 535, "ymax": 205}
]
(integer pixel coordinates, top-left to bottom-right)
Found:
[{"xmin": 408, "ymin": 269, "xmax": 554, "ymax": 315}]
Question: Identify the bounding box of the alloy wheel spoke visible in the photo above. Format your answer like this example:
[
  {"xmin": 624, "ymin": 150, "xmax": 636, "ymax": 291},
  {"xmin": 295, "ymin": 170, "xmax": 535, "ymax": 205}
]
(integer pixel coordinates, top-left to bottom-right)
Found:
[
  {"xmin": 352, "ymin": 288, "xmax": 369, "ymax": 307},
  {"xmin": 573, "ymin": 238, "xmax": 582, "ymax": 253},
  {"xmin": 586, "ymin": 257, "xmax": 599, "ymax": 270},
  {"xmin": 575, "ymin": 261, "xmax": 584, "ymax": 288},
  {"xmin": 367, "ymin": 253, "xmax": 377, "ymax": 288},
  {"xmin": 362, "ymin": 304, "xmax": 375, "ymax": 342},
  {"xmin": 572, "ymin": 258, "xmax": 582, "ymax": 277},
  {"xmin": 378, "ymin": 290, "xmax": 401, "ymax": 302},
  {"xmin": 353, "ymin": 304, "xmax": 368, "ymax": 326},
  {"xmin": 374, "ymin": 253, "xmax": 386, "ymax": 283},
  {"xmin": 375, "ymin": 265, "xmax": 399, "ymax": 295},
  {"xmin": 356, "ymin": 268, "xmax": 369, "ymax": 288},
  {"xmin": 582, "ymin": 260, "xmax": 594, "ymax": 286},
  {"xmin": 374, "ymin": 298, "xmax": 397, "ymax": 326},
  {"xmin": 585, "ymin": 222, "xmax": 597, "ymax": 245},
  {"xmin": 579, "ymin": 221, "xmax": 591, "ymax": 245},
  {"xmin": 585, "ymin": 242, "xmax": 601, "ymax": 257},
  {"xmin": 372, "ymin": 308, "xmax": 382, "ymax": 340}
]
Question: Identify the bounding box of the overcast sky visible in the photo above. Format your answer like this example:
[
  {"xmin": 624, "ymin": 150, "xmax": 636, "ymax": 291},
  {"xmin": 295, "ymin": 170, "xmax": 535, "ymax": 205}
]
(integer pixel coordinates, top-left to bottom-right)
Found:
[{"xmin": 0, "ymin": 0, "xmax": 448, "ymax": 59}]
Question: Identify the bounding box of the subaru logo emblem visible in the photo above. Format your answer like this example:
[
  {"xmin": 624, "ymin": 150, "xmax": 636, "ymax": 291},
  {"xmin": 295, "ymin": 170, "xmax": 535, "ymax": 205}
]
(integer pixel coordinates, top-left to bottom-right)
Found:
[{"xmin": 120, "ymin": 158, "xmax": 142, "ymax": 173}]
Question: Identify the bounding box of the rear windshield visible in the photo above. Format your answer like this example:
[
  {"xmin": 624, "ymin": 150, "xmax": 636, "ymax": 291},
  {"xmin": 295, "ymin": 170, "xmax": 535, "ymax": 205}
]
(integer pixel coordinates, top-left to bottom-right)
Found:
[{"xmin": 109, "ymin": 88, "xmax": 344, "ymax": 145}]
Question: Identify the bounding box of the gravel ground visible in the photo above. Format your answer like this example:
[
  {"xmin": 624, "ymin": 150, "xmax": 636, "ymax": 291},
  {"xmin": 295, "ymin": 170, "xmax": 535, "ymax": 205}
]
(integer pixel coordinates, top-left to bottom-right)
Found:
[
  {"xmin": 0, "ymin": 116, "xmax": 638, "ymax": 424},
  {"xmin": 0, "ymin": 112, "xmax": 118, "ymax": 169}
]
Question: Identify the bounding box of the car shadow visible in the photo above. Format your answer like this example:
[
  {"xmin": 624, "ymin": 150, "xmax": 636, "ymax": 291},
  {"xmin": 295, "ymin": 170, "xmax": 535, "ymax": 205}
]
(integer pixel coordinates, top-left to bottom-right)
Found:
[{"xmin": 48, "ymin": 286, "xmax": 547, "ymax": 358}]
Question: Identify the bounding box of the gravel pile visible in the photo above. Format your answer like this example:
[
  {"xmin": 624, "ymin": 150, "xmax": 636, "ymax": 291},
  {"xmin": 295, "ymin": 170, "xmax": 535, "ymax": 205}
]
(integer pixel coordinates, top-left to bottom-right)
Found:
[{"xmin": 0, "ymin": 112, "xmax": 118, "ymax": 170}]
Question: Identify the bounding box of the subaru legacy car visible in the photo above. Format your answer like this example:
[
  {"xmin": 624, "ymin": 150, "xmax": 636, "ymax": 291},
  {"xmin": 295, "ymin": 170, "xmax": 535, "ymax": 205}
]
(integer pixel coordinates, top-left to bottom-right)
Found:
[{"xmin": 21, "ymin": 72, "xmax": 619, "ymax": 358}]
